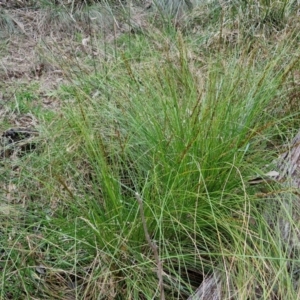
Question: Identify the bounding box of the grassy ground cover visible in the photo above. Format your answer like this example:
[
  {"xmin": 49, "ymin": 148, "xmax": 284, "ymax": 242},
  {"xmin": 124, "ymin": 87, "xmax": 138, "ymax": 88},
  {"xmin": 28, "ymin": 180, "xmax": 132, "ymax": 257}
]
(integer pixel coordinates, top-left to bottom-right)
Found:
[{"xmin": 0, "ymin": 0, "xmax": 300, "ymax": 299}]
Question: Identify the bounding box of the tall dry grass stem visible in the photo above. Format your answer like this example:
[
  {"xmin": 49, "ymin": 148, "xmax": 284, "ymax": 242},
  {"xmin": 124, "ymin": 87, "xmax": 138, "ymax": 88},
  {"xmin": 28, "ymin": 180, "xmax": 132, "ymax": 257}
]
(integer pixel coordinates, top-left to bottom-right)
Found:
[{"xmin": 135, "ymin": 192, "xmax": 165, "ymax": 300}]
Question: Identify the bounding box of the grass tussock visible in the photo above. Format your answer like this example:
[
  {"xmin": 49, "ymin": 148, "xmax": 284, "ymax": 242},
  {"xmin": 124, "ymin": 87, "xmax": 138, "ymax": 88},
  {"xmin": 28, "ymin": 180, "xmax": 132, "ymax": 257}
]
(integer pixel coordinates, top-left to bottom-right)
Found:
[{"xmin": 0, "ymin": 0, "xmax": 300, "ymax": 299}]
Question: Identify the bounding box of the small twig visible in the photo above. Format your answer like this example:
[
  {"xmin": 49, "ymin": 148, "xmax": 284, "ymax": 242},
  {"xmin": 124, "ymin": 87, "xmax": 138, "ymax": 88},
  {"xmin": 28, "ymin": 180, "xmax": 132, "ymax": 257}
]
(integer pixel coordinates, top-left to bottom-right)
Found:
[
  {"xmin": 57, "ymin": 176, "xmax": 75, "ymax": 200},
  {"xmin": 135, "ymin": 192, "xmax": 165, "ymax": 300}
]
